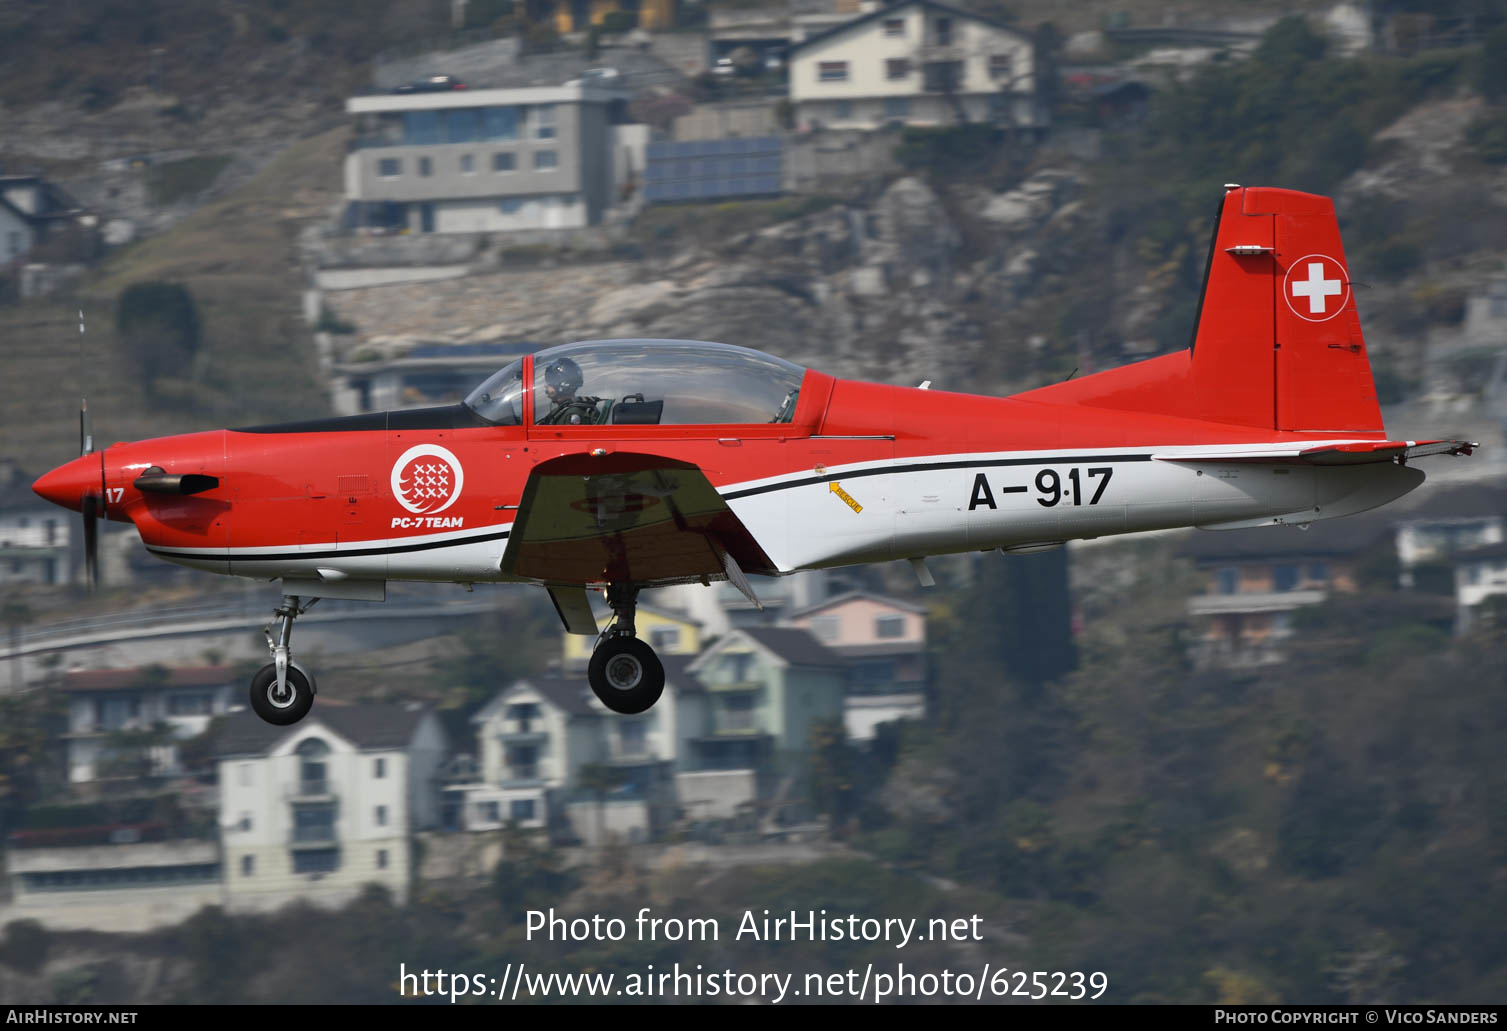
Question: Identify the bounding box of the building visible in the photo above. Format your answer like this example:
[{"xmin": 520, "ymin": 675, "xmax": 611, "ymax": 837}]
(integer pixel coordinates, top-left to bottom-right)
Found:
[
  {"xmin": 784, "ymin": 591, "xmax": 927, "ymax": 740},
  {"xmin": 0, "ymin": 481, "xmax": 72, "ymax": 587},
  {"xmin": 59, "ymin": 665, "xmax": 237, "ymax": 784},
  {"xmin": 1453, "ymin": 541, "xmax": 1507, "ymax": 633},
  {"xmin": 560, "ymin": 599, "xmax": 703, "ymax": 671},
  {"xmin": 1392, "ymin": 482, "xmax": 1507, "ymax": 584},
  {"xmin": 343, "ymin": 80, "xmax": 639, "ymax": 234},
  {"xmin": 787, "ymin": 0, "xmax": 1041, "ymax": 131},
  {"xmin": 216, "ymin": 703, "xmax": 447, "ymax": 909},
  {"xmin": 1179, "ymin": 518, "xmax": 1392, "ymax": 668},
  {"xmin": 0, "ymin": 174, "xmax": 94, "ymax": 266}
]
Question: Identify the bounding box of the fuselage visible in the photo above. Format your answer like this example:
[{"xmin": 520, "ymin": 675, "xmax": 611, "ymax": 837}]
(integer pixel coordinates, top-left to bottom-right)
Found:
[{"xmin": 31, "ymin": 358, "xmax": 1422, "ymax": 589}]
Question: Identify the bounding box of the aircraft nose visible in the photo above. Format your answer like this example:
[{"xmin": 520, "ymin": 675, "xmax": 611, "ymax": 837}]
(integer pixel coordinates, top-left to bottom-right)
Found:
[{"xmin": 32, "ymin": 454, "xmax": 101, "ymax": 513}]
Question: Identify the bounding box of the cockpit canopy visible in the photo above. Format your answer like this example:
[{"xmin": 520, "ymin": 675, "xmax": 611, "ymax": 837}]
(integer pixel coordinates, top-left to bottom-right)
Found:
[{"xmin": 463, "ymin": 339, "xmax": 807, "ymax": 427}]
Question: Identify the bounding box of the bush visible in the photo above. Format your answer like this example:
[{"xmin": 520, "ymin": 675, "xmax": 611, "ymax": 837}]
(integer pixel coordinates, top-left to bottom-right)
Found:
[
  {"xmin": 116, "ymin": 281, "xmax": 201, "ymax": 392},
  {"xmin": 0, "ymin": 920, "xmax": 49, "ymax": 973},
  {"xmin": 1466, "ymin": 111, "xmax": 1507, "ymax": 164},
  {"xmin": 599, "ymin": 10, "xmax": 637, "ymax": 34}
]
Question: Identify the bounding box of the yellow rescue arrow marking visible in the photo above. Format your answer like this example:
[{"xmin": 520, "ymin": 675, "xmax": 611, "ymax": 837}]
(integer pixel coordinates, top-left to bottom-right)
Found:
[{"xmin": 828, "ymin": 481, "xmax": 862, "ymax": 513}]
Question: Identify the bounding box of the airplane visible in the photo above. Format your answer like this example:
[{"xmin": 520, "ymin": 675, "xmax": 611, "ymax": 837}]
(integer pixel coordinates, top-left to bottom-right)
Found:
[{"xmin": 30, "ymin": 185, "xmax": 1476, "ymax": 726}]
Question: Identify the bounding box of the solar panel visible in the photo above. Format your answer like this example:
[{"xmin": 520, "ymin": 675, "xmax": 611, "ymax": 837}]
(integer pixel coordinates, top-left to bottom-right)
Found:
[{"xmin": 644, "ymin": 136, "xmax": 784, "ymax": 205}]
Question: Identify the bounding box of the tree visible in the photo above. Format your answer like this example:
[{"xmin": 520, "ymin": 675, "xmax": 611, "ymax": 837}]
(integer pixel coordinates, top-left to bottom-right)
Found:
[{"xmin": 115, "ymin": 281, "xmax": 200, "ymax": 394}]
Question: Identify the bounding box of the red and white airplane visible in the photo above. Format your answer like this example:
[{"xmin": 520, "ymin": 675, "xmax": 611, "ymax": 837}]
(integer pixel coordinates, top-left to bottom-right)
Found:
[{"xmin": 31, "ymin": 186, "xmax": 1475, "ymax": 725}]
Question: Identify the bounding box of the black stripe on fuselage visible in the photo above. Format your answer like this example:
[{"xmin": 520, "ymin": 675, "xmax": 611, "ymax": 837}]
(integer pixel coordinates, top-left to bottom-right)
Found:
[
  {"xmin": 233, "ymin": 404, "xmax": 498, "ymax": 434},
  {"xmin": 147, "ymin": 528, "xmax": 511, "ymax": 563},
  {"xmin": 719, "ymin": 453, "xmax": 1155, "ymax": 501}
]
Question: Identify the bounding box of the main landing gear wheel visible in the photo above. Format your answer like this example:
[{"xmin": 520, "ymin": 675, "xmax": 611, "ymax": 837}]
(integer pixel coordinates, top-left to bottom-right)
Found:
[
  {"xmin": 248, "ymin": 662, "xmax": 316, "ymax": 725},
  {"xmin": 588, "ymin": 637, "xmax": 664, "ymax": 715},
  {"xmin": 586, "ymin": 582, "xmax": 664, "ymax": 714},
  {"xmin": 249, "ymin": 594, "xmax": 320, "ymax": 725}
]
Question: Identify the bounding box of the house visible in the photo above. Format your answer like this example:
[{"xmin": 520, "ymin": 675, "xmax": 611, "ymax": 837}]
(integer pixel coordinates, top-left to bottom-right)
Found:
[
  {"xmin": 1392, "ymin": 482, "xmax": 1507, "ymax": 586},
  {"xmin": 784, "ymin": 590, "xmax": 927, "ymax": 741},
  {"xmin": 1178, "ymin": 517, "xmax": 1393, "ymax": 668},
  {"xmin": 216, "ymin": 702, "xmax": 447, "ymax": 909},
  {"xmin": 59, "ymin": 665, "xmax": 237, "ymax": 783},
  {"xmin": 787, "ymin": 0, "xmax": 1042, "ymax": 131},
  {"xmin": 1453, "ymin": 541, "xmax": 1507, "ymax": 633},
  {"xmin": 561, "ymin": 599, "xmax": 703, "ymax": 671},
  {"xmin": 0, "ymin": 174, "xmax": 94, "ymax": 266},
  {"xmin": 0, "ymin": 480, "xmax": 72, "ymax": 587},
  {"xmin": 343, "ymin": 79, "xmax": 639, "ymax": 234},
  {"xmin": 456, "ymin": 665, "xmax": 692, "ymax": 843},
  {"xmin": 677, "ymin": 626, "xmax": 846, "ymax": 817}
]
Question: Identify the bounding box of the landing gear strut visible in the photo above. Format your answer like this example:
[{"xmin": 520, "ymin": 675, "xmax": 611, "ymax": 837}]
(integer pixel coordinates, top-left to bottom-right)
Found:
[
  {"xmin": 249, "ymin": 595, "xmax": 318, "ymax": 725},
  {"xmin": 587, "ymin": 583, "xmax": 664, "ymax": 715}
]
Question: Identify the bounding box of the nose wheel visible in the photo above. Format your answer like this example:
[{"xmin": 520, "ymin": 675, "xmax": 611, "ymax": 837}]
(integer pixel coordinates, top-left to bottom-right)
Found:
[
  {"xmin": 587, "ymin": 584, "xmax": 664, "ymax": 715},
  {"xmin": 248, "ymin": 596, "xmax": 318, "ymax": 725}
]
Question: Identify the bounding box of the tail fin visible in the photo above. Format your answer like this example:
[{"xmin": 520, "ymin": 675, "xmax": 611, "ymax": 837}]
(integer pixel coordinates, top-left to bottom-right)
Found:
[{"xmin": 1022, "ymin": 185, "xmax": 1385, "ymax": 436}]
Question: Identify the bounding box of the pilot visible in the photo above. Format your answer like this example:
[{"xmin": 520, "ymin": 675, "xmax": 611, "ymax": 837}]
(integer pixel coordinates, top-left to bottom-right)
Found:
[{"xmin": 541, "ymin": 356, "xmax": 593, "ymax": 425}]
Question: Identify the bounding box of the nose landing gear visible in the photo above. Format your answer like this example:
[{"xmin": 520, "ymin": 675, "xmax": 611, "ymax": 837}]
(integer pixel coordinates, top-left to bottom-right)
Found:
[
  {"xmin": 248, "ymin": 596, "xmax": 318, "ymax": 725},
  {"xmin": 587, "ymin": 583, "xmax": 664, "ymax": 715}
]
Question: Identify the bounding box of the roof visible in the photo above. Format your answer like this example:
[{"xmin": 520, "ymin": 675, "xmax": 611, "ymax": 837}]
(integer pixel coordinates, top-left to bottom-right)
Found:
[
  {"xmin": 1177, "ymin": 516, "xmax": 1391, "ymax": 563},
  {"xmin": 1455, "ymin": 541, "xmax": 1507, "ymax": 563},
  {"xmin": 60, "ymin": 665, "xmax": 234, "ymax": 694},
  {"xmin": 736, "ymin": 626, "xmax": 846, "ymax": 668},
  {"xmin": 790, "ymin": 0, "xmax": 1030, "ymax": 55},
  {"xmin": 215, "ymin": 701, "xmax": 432, "ymax": 757},
  {"xmin": 476, "ymin": 676, "xmax": 598, "ymax": 719},
  {"xmin": 1393, "ymin": 481, "xmax": 1507, "ymax": 522},
  {"xmin": 787, "ymin": 590, "xmax": 926, "ymax": 619}
]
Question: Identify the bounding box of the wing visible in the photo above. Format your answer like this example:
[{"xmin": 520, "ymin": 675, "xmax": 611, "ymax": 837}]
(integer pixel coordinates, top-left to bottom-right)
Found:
[{"xmin": 501, "ymin": 451, "xmax": 778, "ymax": 588}]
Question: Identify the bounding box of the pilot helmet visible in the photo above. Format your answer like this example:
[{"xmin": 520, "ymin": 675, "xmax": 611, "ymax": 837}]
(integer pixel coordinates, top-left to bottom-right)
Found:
[{"xmin": 544, "ymin": 356, "xmax": 583, "ymax": 397}]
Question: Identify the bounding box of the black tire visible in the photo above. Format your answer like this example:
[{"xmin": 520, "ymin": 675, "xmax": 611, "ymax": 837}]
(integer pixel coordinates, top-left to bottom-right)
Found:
[
  {"xmin": 588, "ymin": 637, "xmax": 664, "ymax": 714},
  {"xmin": 248, "ymin": 663, "xmax": 316, "ymax": 725}
]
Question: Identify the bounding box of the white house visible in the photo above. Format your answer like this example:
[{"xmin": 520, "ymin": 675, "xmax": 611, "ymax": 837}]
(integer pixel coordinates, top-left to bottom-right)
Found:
[
  {"xmin": 216, "ymin": 702, "xmax": 447, "ymax": 910},
  {"xmin": 788, "ymin": 0, "xmax": 1042, "ymax": 131},
  {"xmin": 60, "ymin": 665, "xmax": 237, "ymax": 783},
  {"xmin": 1453, "ymin": 542, "xmax": 1507, "ymax": 633}
]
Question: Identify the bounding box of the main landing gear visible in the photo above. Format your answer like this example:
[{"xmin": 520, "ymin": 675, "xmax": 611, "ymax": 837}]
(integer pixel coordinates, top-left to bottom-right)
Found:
[
  {"xmin": 248, "ymin": 595, "xmax": 318, "ymax": 726},
  {"xmin": 587, "ymin": 583, "xmax": 664, "ymax": 715}
]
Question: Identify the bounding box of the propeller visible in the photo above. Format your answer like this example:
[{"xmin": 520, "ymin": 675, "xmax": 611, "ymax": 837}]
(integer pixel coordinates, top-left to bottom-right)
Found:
[{"xmin": 78, "ymin": 396, "xmax": 100, "ymax": 591}]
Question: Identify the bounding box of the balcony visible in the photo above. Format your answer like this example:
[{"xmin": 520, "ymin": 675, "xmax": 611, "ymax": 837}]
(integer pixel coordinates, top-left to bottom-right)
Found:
[
  {"xmin": 288, "ymin": 824, "xmax": 338, "ymax": 848},
  {"xmin": 284, "ymin": 779, "xmax": 336, "ymax": 802},
  {"xmin": 1187, "ymin": 589, "xmax": 1326, "ymax": 616}
]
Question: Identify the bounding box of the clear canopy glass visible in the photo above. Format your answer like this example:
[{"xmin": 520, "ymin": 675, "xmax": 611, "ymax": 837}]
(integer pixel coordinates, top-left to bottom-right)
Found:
[{"xmin": 463, "ymin": 358, "xmax": 526, "ymax": 425}]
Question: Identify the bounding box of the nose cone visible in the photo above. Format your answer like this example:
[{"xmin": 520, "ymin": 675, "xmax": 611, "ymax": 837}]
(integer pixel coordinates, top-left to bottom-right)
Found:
[{"xmin": 33, "ymin": 454, "xmax": 101, "ymax": 513}]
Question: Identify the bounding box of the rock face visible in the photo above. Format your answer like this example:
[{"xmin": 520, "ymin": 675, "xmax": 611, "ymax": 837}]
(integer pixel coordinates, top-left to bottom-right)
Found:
[{"xmin": 324, "ymin": 170, "xmax": 1097, "ymax": 393}]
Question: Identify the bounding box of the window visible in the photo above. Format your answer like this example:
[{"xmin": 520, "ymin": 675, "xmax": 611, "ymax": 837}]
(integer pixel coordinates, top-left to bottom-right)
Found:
[
  {"xmin": 377, "ymin": 849, "xmax": 389, "ymax": 869},
  {"xmin": 292, "ymin": 848, "xmax": 340, "ymax": 874},
  {"xmin": 809, "ymin": 616, "xmax": 839, "ymax": 643},
  {"xmin": 510, "ymin": 799, "xmax": 536, "ymax": 823},
  {"xmin": 649, "ymin": 626, "xmax": 681, "ymax": 651},
  {"xmin": 1273, "ymin": 564, "xmax": 1299, "ymax": 592},
  {"xmin": 444, "ymin": 108, "xmax": 479, "ymax": 143},
  {"xmin": 403, "ymin": 110, "xmax": 438, "ymax": 144},
  {"xmin": 460, "ymin": 153, "xmax": 475, "ymax": 173},
  {"xmin": 418, "ymin": 156, "xmax": 433, "ymax": 177},
  {"xmin": 923, "ymin": 60, "xmax": 962, "ymax": 92},
  {"xmin": 883, "ymin": 17, "xmax": 904, "ymax": 36},
  {"xmin": 479, "ymin": 801, "xmax": 500, "ymax": 823},
  {"xmin": 238, "ymin": 813, "xmax": 252, "ymax": 832},
  {"xmin": 884, "ymin": 97, "xmax": 911, "ymax": 119},
  {"xmin": 818, "ymin": 61, "xmax": 849, "ymax": 82},
  {"xmin": 293, "ymin": 804, "xmax": 335, "ymax": 843},
  {"xmin": 375, "ymin": 805, "xmax": 388, "ymax": 827},
  {"xmin": 6, "ymin": 231, "xmax": 19, "ymax": 257},
  {"xmin": 167, "ymin": 691, "xmax": 212, "ymax": 716},
  {"xmin": 507, "ymin": 745, "xmax": 539, "ymax": 780},
  {"xmin": 374, "ymin": 757, "xmax": 386, "ymax": 779},
  {"xmin": 1216, "ymin": 568, "xmax": 1239, "ymax": 595},
  {"xmin": 885, "ymin": 58, "xmax": 910, "ymax": 80},
  {"xmin": 534, "ymin": 150, "xmax": 558, "ymax": 170},
  {"xmin": 507, "ymin": 702, "xmax": 541, "ymax": 731},
  {"xmin": 1306, "ymin": 562, "xmax": 1328, "ymax": 584},
  {"xmin": 297, "ymin": 737, "xmax": 329, "ymax": 795},
  {"xmin": 533, "ymin": 104, "xmax": 556, "ymax": 139},
  {"xmin": 499, "ymin": 197, "xmax": 526, "ymax": 214},
  {"xmin": 493, "ymin": 152, "xmax": 516, "ymax": 172},
  {"xmin": 876, "ymin": 615, "xmax": 905, "ymax": 639},
  {"xmin": 619, "ymin": 720, "xmax": 647, "ymax": 755},
  {"xmin": 483, "ymin": 106, "xmax": 519, "ymax": 141},
  {"xmin": 934, "ymin": 16, "xmax": 952, "ymax": 45},
  {"xmin": 241, "ymin": 855, "xmax": 254, "ymax": 876},
  {"xmin": 989, "ymin": 53, "xmax": 1014, "ymax": 81},
  {"xmin": 377, "ymin": 157, "xmax": 402, "ymax": 178},
  {"xmin": 834, "ymin": 100, "xmax": 853, "ymax": 119}
]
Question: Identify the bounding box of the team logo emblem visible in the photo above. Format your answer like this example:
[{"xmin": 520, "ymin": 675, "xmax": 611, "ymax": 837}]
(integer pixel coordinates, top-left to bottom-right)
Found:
[
  {"xmin": 391, "ymin": 445, "xmax": 464, "ymax": 514},
  {"xmin": 1283, "ymin": 253, "xmax": 1349, "ymax": 323}
]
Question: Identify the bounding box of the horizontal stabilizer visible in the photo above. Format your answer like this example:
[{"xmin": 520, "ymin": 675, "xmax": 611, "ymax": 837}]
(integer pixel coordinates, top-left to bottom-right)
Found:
[{"xmin": 1156, "ymin": 440, "xmax": 1477, "ymax": 466}]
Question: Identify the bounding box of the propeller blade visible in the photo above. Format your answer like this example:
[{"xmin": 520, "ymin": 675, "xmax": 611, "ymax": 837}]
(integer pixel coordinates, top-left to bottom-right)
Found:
[
  {"xmin": 81, "ymin": 493, "xmax": 99, "ymax": 591},
  {"xmin": 80, "ymin": 398, "xmax": 93, "ymax": 456}
]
